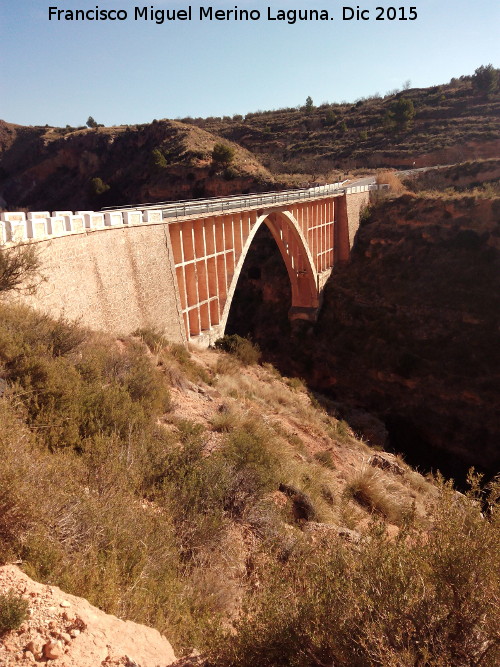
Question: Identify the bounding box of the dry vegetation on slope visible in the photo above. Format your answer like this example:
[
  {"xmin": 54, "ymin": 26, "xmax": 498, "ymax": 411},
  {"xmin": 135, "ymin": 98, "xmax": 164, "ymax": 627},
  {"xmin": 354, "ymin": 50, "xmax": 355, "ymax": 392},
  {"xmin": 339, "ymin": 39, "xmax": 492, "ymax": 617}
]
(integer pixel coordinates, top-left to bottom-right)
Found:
[
  {"xmin": 0, "ymin": 305, "xmax": 499, "ymax": 666},
  {"xmin": 186, "ymin": 71, "xmax": 500, "ymax": 174}
]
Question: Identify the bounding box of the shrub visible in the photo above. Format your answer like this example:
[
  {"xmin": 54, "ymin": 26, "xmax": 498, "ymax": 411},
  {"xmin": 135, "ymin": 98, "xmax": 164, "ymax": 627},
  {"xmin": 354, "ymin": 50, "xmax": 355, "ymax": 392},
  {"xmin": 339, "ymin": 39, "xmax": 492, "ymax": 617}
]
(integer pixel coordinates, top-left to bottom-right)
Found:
[
  {"xmin": 210, "ymin": 476, "xmax": 500, "ymax": 667},
  {"xmin": 162, "ymin": 343, "xmax": 212, "ymax": 385},
  {"xmin": 151, "ymin": 147, "xmax": 168, "ymax": 170},
  {"xmin": 223, "ymin": 166, "xmax": 238, "ymax": 180},
  {"xmin": 133, "ymin": 326, "xmax": 167, "ymax": 353},
  {"xmin": 89, "ymin": 177, "xmax": 110, "ymax": 196},
  {"xmin": 304, "ymin": 96, "xmax": 314, "ymax": 114},
  {"xmin": 0, "ymin": 591, "xmax": 29, "ymax": 634},
  {"xmin": 214, "ymin": 334, "xmax": 260, "ymax": 365},
  {"xmin": 345, "ymin": 466, "xmax": 409, "ymax": 524},
  {"xmin": 324, "ymin": 109, "xmax": 336, "ymax": 126},
  {"xmin": 212, "ymin": 143, "xmax": 235, "ymax": 168},
  {"xmin": 386, "ymin": 97, "xmax": 415, "ymax": 130},
  {"xmin": 211, "ymin": 405, "xmax": 241, "ymax": 432},
  {"xmin": 219, "ymin": 421, "xmax": 282, "ymax": 507},
  {"xmin": 0, "ymin": 243, "xmax": 43, "ymax": 295},
  {"xmin": 472, "ymin": 64, "xmax": 499, "ymax": 98}
]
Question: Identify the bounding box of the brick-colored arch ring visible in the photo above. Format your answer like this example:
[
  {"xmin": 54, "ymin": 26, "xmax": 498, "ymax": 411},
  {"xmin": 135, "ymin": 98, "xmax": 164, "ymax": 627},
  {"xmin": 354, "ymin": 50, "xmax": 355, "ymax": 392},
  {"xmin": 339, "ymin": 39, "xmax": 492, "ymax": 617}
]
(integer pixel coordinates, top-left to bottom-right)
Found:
[{"xmin": 218, "ymin": 209, "xmax": 319, "ymax": 337}]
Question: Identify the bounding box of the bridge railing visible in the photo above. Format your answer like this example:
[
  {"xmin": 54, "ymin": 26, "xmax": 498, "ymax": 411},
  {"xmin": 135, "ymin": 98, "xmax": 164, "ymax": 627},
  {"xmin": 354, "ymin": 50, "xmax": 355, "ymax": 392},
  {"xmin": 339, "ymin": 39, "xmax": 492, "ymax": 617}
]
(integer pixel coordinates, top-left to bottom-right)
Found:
[
  {"xmin": 157, "ymin": 183, "xmax": 381, "ymax": 220},
  {"xmin": 158, "ymin": 181, "xmax": 348, "ymax": 220},
  {"xmin": 0, "ymin": 183, "xmax": 380, "ymax": 245}
]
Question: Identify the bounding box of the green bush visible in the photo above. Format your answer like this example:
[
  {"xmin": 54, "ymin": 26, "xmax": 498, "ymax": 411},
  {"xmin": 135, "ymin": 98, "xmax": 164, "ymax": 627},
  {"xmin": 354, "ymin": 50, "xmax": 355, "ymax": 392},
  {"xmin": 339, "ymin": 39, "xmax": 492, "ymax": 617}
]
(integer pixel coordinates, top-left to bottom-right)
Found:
[
  {"xmin": 212, "ymin": 143, "xmax": 235, "ymax": 168},
  {"xmin": 151, "ymin": 147, "xmax": 168, "ymax": 170},
  {"xmin": 386, "ymin": 97, "xmax": 416, "ymax": 130},
  {"xmin": 472, "ymin": 64, "xmax": 499, "ymax": 97},
  {"xmin": 0, "ymin": 308, "xmax": 171, "ymax": 451},
  {"xmin": 89, "ymin": 177, "xmax": 110, "ymax": 196},
  {"xmin": 0, "ymin": 591, "xmax": 29, "ymax": 634}
]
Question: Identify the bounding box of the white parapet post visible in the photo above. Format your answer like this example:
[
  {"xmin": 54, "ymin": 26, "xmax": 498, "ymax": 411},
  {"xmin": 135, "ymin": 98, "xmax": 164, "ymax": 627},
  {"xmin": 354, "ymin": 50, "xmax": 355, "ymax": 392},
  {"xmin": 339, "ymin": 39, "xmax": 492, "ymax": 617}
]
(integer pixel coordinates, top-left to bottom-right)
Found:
[
  {"xmin": 28, "ymin": 211, "xmax": 50, "ymax": 220},
  {"xmin": 0, "ymin": 212, "xmax": 26, "ymax": 223},
  {"xmin": 142, "ymin": 210, "xmax": 162, "ymax": 223},
  {"xmin": 5, "ymin": 220, "xmax": 27, "ymax": 243},
  {"xmin": 51, "ymin": 211, "xmax": 73, "ymax": 232},
  {"xmin": 46, "ymin": 217, "xmax": 67, "ymax": 235},
  {"xmin": 78, "ymin": 212, "xmax": 105, "ymax": 229},
  {"xmin": 26, "ymin": 218, "xmax": 48, "ymax": 239},
  {"xmin": 1, "ymin": 213, "xmax": 26, "ymax": 243},
  {"xmin": 68, "ymin": 215, "xmax": 85, "ymax": 233},
  {"xmin": 104, "ymin": 211, "xmax": 123, "ymax": 226},
  {"xmin": 0, "ymin": 222, "xmax": 6, "ymax": 245},
  {"xmin": 123, "ymin": 210, "xmax": 143, "ymax": 225}
]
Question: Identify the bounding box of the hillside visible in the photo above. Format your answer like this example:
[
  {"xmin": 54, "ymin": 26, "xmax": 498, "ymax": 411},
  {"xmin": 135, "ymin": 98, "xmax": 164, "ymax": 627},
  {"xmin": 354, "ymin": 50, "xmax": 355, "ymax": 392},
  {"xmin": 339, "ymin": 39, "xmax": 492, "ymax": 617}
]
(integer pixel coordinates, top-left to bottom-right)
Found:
[
  {"xmin": 1, "ymin": 69, "xmax": 499, "ymax": 211},
  {"xmin": 0, "ymin": 304, "xmax": 498, "ymax": 665},
  {"xmin": 0, "ymin": 119, "xmax": 276, "ymax": 211},
  {"xmin": 188, "ymin": 72, "xmax": 500, "ymax": 174}
]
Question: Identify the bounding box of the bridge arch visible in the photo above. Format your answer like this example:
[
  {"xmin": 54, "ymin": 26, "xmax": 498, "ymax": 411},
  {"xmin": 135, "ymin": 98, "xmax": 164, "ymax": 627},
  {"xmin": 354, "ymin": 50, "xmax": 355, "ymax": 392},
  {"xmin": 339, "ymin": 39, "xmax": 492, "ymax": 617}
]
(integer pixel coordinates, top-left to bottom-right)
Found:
[{"xmin": 218, "ymin": 209, "xmax": 319, "ymax": 339}]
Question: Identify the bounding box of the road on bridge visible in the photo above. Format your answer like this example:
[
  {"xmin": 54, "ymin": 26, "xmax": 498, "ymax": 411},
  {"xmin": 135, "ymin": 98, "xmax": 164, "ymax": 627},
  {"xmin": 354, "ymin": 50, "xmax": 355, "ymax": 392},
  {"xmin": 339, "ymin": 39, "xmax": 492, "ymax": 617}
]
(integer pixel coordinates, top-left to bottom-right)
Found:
[{"xmin": 102, "ymin": 164, "xmax": 453, "ymax": 222}]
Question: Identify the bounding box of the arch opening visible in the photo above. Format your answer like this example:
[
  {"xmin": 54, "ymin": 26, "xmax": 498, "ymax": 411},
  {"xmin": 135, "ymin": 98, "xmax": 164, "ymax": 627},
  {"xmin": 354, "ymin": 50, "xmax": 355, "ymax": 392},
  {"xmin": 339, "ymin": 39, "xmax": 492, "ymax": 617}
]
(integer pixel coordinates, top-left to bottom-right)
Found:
[
  {"xmin": 225, "ymin": 224, "xmax": 292, "ymax": 352},
  {"xmin": 217, "ymin": 209, "xmax": 319, "ymax": 342}
]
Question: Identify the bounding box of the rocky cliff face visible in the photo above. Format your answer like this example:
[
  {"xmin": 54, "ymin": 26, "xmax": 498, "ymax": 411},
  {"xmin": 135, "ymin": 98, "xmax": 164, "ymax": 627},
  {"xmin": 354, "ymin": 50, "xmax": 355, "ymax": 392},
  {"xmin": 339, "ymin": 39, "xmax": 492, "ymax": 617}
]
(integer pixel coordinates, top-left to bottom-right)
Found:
[{"xmin": 310, "ymin": 195, "xmax": 500, "ymax": 478}]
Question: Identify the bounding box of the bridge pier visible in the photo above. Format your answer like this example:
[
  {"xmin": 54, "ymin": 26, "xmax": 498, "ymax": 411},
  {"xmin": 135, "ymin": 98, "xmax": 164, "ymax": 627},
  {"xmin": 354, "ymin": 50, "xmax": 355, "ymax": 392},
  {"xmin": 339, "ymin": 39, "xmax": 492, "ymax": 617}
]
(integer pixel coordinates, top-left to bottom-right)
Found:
[{"xmin": 288, "ymin": 306, "xmax": 319, "ymax": 323}]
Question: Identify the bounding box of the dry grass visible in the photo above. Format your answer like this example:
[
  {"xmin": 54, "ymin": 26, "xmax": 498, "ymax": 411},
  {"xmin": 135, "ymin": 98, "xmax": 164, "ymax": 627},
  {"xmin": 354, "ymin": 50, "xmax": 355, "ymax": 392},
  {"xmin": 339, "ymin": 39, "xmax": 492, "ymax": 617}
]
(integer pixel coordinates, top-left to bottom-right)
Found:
[
  {"xmin": 345, "ymin": 465, "xmax": 411, "ymax": 525},
  {"xmin": 376, "ymin": 170, "xmax": 408, "ymax": 195},
  {"xmin": 1, "ymin": 302, "xmax": 489, "ymax": 664},
  {"xmin": 211, "ymin": 475, "xmax": 500, "ymax": 667}
]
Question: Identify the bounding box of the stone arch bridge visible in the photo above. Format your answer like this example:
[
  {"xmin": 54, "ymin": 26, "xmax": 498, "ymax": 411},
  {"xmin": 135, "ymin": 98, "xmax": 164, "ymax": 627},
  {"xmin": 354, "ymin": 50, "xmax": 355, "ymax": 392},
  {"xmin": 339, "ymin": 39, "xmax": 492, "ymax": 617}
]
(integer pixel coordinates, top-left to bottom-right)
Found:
[{"xmin": 0, "ymin": 183, "xmax": 376, "ymax": 345}]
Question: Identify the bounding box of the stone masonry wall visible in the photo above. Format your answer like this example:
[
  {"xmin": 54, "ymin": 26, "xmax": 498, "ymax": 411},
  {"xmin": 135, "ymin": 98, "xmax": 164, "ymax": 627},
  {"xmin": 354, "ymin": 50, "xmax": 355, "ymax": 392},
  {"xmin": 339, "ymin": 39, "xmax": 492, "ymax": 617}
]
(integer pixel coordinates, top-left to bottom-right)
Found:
[
  {"xmin": 17, "ymin": 224, "xmax": 186, "ymax": 343},
  {"xmin": 345, "ymin": 190, "xmax": 370, "ymax": 246}
]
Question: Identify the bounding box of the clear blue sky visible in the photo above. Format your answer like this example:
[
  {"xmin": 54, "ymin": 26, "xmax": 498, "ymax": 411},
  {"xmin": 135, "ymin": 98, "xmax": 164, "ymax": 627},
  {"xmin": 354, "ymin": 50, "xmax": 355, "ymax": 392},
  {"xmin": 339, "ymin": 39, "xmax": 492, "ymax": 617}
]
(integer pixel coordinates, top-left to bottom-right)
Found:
[{"xmin": 1, "ymin": 1, "xmax": 499, "ymax": 127}]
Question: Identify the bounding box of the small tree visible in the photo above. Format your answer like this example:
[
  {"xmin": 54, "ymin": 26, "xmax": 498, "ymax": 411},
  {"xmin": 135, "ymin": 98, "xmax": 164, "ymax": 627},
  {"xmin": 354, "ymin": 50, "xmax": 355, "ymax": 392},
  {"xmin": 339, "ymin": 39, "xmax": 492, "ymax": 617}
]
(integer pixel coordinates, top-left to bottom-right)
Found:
[
  {"xmin": 304, "ymin": 96, "xmax": 314, "ymax": 114},
  {"xmin": 89, "ymin": 177, "xmax": 110, "ymax": 196},
  {"xmin": 472, "ymin": 64, "xmax": 499, "ymax": 98},
  {"xmin": 387, "ymin": 97, "xmax": 415, "ymax": 131},
  {"xmin": 151, "ymin": 148, "xmax": 168, "ymax": 170},
  {"xmin": 212, "ymin": 143, "xmax": 235, "ymax": 168},
  {"xmin": 86, "ymin": 116, "xmax": 98, "ymax": 129},
  {"xmin": 0, "ymin": 243, "xmax": 43, "ymax": 295},
  {"xmin": 324, "ymin": 109, "xmax": 336, "ymax": 126}
]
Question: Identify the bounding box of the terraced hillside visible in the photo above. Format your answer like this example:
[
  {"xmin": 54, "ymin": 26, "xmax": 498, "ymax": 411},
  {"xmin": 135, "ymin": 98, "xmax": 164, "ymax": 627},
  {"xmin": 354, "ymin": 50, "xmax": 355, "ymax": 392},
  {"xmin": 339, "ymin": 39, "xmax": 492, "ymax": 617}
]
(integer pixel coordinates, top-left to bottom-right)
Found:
[{"xmin": 188, "ymin": 72, "xmax": 500, "ymax": 174}]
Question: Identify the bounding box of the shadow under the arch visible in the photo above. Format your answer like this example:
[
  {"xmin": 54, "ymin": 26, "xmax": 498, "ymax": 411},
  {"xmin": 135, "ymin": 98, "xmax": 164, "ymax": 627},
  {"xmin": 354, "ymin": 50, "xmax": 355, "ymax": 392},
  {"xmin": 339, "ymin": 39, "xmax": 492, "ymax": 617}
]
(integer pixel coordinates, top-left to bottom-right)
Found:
[{"xmin": 224, "ymin": 224, "xmax": 292, "ymax": 354}]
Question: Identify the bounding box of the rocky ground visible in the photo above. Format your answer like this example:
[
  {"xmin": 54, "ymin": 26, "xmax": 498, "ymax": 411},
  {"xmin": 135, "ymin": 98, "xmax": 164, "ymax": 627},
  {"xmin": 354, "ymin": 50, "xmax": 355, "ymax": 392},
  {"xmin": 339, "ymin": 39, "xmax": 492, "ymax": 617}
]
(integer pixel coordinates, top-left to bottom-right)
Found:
[{"xmin": 0, "ymin": 565, "xmax": 178, "ymax": 667}]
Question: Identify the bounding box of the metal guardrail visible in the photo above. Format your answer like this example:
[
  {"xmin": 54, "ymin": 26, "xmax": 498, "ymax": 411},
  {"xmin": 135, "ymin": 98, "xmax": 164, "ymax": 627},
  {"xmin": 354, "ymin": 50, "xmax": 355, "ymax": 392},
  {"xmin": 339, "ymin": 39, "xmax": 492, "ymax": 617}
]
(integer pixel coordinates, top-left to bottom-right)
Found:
[
  {"xmin": 102, "ymin": 181, "xmax": 379, "ymax": 222},
  {"xmin": 0, "ymin": 182, "xmax": 382, "ymax": 246}
]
